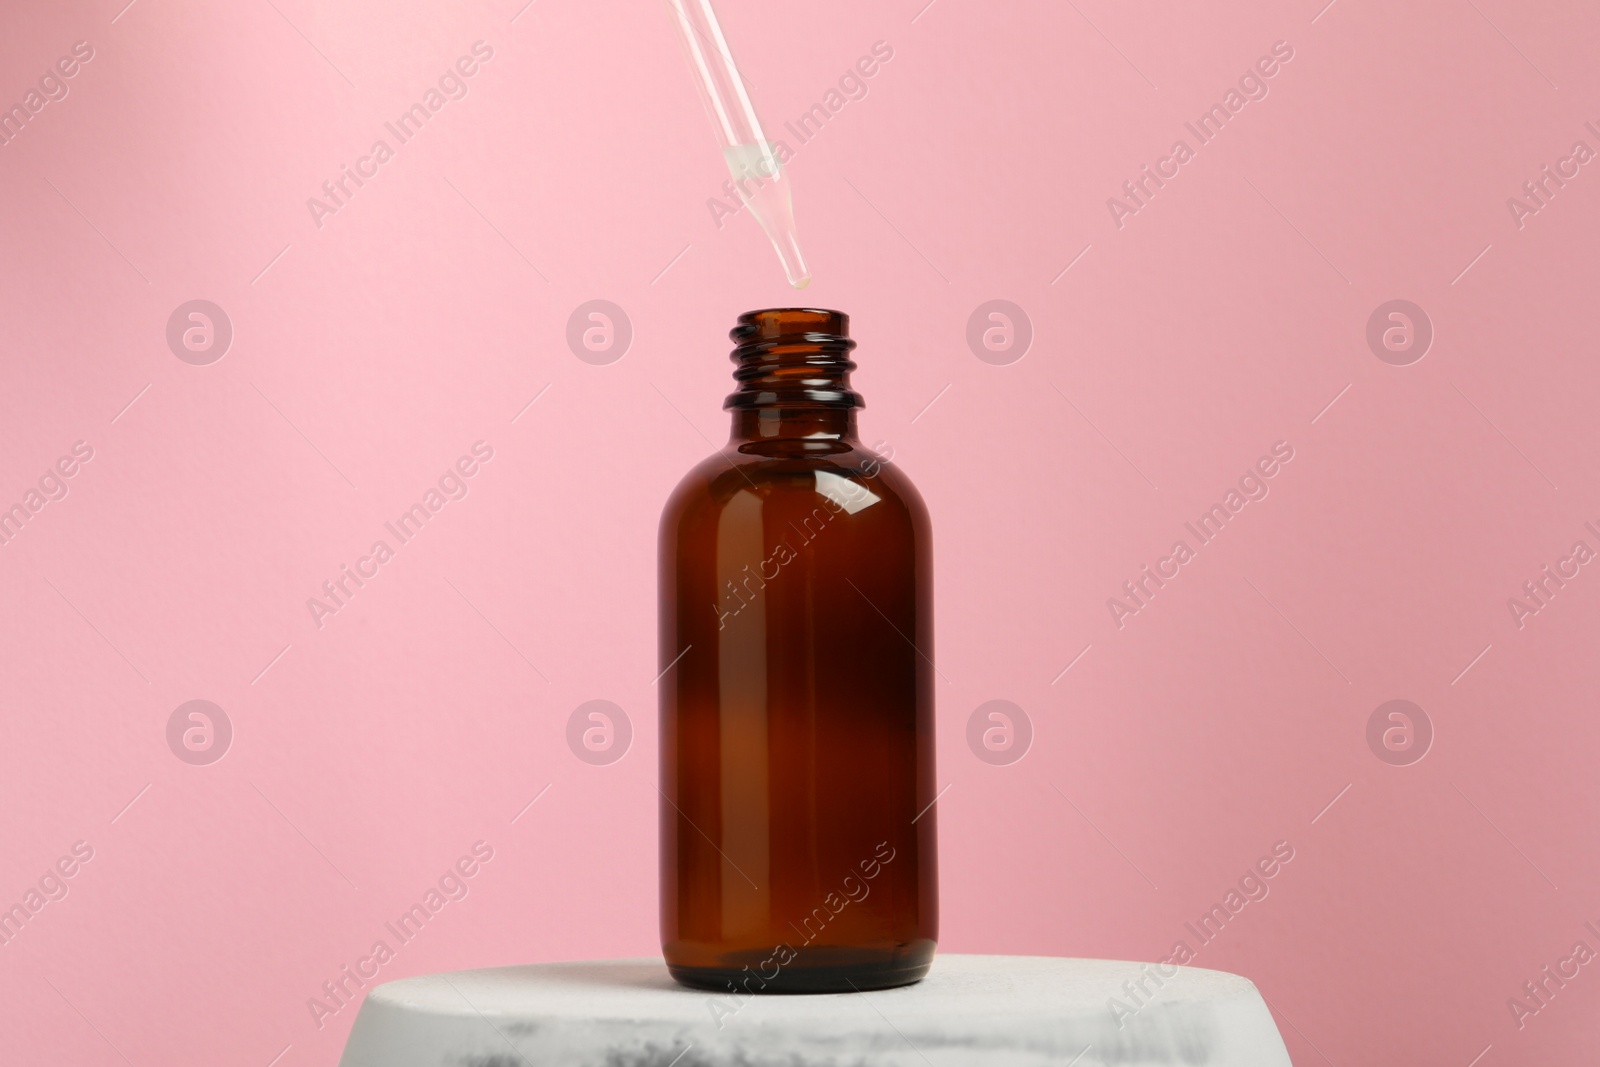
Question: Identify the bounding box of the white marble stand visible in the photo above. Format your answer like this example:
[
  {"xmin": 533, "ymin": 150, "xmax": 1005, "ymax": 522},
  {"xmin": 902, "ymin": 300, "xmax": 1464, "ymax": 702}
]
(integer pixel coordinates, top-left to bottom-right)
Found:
[{"xmin": 338, "ymin": 955, "xmax": 1291, "ymax": 1066}]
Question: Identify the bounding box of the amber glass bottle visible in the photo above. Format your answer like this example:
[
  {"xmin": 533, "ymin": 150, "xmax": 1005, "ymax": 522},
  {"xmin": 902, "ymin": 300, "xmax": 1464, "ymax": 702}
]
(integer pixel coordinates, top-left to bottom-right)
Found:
[{"xmin": 659, "ymin": 308, "xmax": 937, "ymax": 994}]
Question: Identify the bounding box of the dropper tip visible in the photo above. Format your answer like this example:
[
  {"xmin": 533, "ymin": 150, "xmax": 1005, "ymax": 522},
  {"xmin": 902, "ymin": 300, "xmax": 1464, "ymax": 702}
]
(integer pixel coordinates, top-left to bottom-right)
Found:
[{"xmin": 790, "ymin": 274, "xmax": 812, "ymax": 290}]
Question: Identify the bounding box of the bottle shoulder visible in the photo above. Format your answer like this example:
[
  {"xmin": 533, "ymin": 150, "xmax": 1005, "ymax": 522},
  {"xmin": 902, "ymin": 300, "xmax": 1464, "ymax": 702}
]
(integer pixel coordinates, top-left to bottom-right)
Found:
[{"xmin": 660, "ymin": 443, "xmax": 928, "ymax": 535}]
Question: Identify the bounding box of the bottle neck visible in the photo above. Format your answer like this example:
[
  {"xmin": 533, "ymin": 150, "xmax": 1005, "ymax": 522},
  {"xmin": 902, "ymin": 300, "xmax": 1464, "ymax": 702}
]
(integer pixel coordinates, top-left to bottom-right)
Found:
[
  {"xmin": 730, "ymin": 407, "xmax": 859, "ymax": 444},
  {"xmin": 724, "ymin": 308, "xmax": 862, "ymax": 447}
]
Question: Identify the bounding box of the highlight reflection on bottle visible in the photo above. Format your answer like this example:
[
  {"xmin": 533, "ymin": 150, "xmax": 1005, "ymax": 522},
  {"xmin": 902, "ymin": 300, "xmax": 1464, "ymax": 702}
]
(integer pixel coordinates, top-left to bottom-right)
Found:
[{"xmin": 658, "ymin": 308, "xmax": 937, "ymax": 993}]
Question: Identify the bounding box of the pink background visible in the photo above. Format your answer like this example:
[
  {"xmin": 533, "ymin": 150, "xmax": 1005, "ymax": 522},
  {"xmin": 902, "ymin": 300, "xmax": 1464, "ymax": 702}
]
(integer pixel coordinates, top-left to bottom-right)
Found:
[{"xmin": 2, "ymin": 0, "xmax": 1598, "ymax": 1063}]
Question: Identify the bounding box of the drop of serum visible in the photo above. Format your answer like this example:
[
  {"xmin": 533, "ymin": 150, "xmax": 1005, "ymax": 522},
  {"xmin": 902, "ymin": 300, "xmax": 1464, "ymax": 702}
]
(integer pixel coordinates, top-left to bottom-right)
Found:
[{"xmin": 723, "ymin": 143, "xmax": 811, "ymax": 289}]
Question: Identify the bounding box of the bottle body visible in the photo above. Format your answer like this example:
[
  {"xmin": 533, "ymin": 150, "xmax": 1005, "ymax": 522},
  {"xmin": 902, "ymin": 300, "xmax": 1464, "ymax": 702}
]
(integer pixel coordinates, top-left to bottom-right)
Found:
[{"xmin": 659, "ymin": 310, "xmax": 937, "ymax": 993}]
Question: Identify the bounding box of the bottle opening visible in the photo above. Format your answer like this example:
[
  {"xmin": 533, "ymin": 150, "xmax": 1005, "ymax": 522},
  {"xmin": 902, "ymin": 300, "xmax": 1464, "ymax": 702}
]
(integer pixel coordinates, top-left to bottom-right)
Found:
[{"xmin": 726, "ymin": 308, "xmax": 861, "ymax": 411}]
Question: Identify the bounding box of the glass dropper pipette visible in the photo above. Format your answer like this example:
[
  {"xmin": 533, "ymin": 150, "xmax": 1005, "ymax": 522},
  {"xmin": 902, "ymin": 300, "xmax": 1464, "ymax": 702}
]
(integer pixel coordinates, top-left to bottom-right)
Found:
[{"xmin": 664, "ymin": 0, "xmax": 811, "ymax": 289}]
